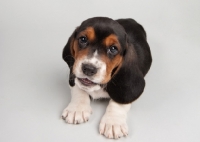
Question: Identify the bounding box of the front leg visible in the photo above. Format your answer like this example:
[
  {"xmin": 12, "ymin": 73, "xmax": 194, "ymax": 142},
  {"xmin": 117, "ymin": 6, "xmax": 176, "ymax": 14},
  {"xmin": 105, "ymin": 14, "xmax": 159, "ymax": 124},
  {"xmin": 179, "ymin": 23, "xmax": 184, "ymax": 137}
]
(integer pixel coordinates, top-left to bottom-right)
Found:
[
  {"xmin": 62, "ymin": 84, "xmax": 92, "ymax": 124},
  {"xmin": 99, "ymin": 100, "xmax": 131, "ymax": 139}
]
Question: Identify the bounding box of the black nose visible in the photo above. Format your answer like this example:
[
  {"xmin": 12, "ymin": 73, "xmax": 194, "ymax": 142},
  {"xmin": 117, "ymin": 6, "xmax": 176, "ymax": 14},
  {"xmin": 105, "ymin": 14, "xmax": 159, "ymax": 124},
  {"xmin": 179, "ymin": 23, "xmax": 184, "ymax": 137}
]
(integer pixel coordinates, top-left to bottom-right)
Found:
[{"xmin": 82, "ymin": 64, "xmax": 97, "ymax": 76}]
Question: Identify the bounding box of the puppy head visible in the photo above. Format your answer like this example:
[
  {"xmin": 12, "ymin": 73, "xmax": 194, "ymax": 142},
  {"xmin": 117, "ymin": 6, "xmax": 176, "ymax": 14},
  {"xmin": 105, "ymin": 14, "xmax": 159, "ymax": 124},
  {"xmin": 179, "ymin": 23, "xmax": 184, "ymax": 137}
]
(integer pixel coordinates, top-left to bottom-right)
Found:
[{"xmin": 63, "ymin": 17, "xmax": 128, "ymax": 91}]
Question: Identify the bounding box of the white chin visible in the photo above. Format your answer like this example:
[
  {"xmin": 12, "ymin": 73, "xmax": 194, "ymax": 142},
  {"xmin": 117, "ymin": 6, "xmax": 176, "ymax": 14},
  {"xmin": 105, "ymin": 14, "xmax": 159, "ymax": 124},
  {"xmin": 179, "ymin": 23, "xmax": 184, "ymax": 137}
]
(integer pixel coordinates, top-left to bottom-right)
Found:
[{"xmin": 75, "ymin": 78, "xmax": 101, "ymax": 92}]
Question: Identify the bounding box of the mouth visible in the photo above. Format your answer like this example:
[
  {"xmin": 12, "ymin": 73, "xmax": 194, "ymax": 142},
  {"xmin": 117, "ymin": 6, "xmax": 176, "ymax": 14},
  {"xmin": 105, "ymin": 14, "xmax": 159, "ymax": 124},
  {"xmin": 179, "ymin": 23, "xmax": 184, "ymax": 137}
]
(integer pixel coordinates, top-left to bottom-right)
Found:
[{"xmin": 78, "ymin": 78, "xmax": 97, "ymax": 86}]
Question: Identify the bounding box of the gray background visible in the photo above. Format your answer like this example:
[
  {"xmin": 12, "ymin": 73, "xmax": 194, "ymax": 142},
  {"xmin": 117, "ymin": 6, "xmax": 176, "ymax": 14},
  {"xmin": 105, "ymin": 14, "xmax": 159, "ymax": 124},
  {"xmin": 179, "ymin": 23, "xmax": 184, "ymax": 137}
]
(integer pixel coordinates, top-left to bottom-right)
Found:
[{"xmin": 1, "ymin": 0, "xmax": 200, "ymax": 141}]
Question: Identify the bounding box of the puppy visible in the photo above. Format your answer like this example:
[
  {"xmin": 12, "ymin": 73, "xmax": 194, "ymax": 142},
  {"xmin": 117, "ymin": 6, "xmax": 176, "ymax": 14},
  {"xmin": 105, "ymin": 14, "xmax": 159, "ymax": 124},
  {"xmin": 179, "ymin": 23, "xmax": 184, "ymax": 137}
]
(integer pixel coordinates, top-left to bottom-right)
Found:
[{"xmin": 61, "ymin": 17, "xmax": 152, "ymax": 139}]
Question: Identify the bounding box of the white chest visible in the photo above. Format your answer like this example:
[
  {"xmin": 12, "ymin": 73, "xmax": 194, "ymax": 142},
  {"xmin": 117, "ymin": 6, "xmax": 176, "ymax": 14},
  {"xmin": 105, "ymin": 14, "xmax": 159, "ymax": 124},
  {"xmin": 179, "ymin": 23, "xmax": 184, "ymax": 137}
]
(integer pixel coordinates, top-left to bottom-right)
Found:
[
  {"xmin": 87, "ymin": 88, "xmax": 110, "ymax": 99},
  {"xmin": 75, "ymin": 78, "xmax": 110, "ymax": 99}
]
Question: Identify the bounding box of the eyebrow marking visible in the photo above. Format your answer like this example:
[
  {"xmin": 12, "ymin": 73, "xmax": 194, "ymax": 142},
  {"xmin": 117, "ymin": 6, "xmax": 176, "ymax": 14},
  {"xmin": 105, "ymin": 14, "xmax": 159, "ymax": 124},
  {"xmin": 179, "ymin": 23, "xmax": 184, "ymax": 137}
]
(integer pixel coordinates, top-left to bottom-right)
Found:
[
  {"xmin": 79, "ymin": 27, "xmax": 95, "ymax": 41},
  {"xmin": 103, "ymin": 34, "xmax": 120, "ymax": 49}
]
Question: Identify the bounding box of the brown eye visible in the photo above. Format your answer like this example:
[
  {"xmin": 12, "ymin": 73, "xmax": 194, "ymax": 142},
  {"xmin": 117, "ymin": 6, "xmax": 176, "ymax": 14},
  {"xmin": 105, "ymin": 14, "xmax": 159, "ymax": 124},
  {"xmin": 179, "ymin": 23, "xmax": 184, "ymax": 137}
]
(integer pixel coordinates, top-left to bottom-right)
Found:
[
  {"xmin": 78, "ymin": 36, "xmax": 88, "ymax": 48},
  {"xmin": 107, "ymin": 46, "xmax": 118, "ymax": 55},
  {"xmin": 79, "ymin": 36, "xmax": 88, "ymax": 44}
]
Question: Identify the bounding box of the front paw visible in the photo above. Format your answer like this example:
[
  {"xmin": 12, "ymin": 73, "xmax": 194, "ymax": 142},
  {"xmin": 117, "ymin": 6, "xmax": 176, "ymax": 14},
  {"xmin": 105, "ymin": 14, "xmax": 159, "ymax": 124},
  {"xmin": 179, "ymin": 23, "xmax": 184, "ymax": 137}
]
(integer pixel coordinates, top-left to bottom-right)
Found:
[
  {"xmin": 62, "ymin": 104, "xmax": 92, "ymax": 124},
  {"xmin": 99, "ymin": 114, "xmax": 128, "ymax": 139}
]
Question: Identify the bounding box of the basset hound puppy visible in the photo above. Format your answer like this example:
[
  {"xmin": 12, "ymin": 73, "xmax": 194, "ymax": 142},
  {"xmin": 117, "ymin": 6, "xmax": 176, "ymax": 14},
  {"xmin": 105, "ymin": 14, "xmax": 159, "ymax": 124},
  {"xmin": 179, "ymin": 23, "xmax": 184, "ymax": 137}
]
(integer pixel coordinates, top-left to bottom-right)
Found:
[{"xmin": 61, "ymin": 17, "xmax": 152, "ymax": 139}]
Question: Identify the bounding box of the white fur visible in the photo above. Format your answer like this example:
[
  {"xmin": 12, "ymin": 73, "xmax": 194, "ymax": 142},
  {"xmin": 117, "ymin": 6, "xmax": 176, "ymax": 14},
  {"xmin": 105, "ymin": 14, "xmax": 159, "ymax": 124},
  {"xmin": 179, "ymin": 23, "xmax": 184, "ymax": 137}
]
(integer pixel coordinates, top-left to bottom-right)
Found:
[
  {"xmin": 75, "ymin": 78, "xmax": 101, "ymax": 92},
  {"xmin": 99, "ymin": 100, "xmax": 131, "ymax": 139},
  {"xmin": 73, "ymin": 50, "xmax": 106, "ymax": 84},
  {"xmin": 75, "ymin": 78, "xmax": 110, "ymax": 99},
  {"xmin": 62, "ymin": 84, "xmax": 92, "ymax": 124},
  {"xmin": 93, "ymin": 50, "xmax": 98, "ymax": 57},
  {"xmin": 88, "ymin": 87, "xmax": 110, "ymax": 99}
]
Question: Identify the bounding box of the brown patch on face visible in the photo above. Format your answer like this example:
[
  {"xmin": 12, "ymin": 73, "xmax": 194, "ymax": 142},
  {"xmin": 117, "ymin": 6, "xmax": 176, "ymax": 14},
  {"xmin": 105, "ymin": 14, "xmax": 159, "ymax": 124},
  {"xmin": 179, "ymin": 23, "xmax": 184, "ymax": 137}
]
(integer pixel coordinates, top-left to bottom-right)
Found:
[
  {"xmin": 79, "ymin": 27, "xmax": 95, "ymax": 41},
  {"xmin": 70, "ymin": 27, "xmax": 96, "ymax": 76},
  {"xmin": 100, "ymin": 54, "xmax": 123, "ymax": 84},
  {"xmin": 76, "ymin": 46, "xmax": 90, "ymax": 60},
  {"xmin": 72, "ymin": 46, "xmax": 90, "ymax": 74},
  {"xmin": 70, "ymin": 40, "xmax": 78, "ymax": 58},
  {"xmin": 98, "ymin": 34, "xmax": 123, "ymax": 84},
  {"xmin": 103, "ymin": 34, "xmax": 121, "ymax": 50},
  {"xmin": 71, "ymin": 27, "xmax": 95, "ymax": 58},
  {"xmin": 70, "ymin": 39, "xmax": 76, "ymax": 57}
]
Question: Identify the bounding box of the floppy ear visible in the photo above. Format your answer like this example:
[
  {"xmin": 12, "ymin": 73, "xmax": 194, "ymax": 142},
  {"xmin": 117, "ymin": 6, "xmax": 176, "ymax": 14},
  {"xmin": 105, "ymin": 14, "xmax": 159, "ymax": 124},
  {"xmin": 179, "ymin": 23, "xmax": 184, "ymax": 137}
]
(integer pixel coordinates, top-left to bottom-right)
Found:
[
  {"xmin": 106, "ymin": 44, "xmax": 145, "ymax": 104},
  {"xmin": 62, "ymin": 28, "xmax": 78, "ymax": 67},
  {"xmin": 62, "ymin": 28, "xmax": 78, "ymax": 86}
]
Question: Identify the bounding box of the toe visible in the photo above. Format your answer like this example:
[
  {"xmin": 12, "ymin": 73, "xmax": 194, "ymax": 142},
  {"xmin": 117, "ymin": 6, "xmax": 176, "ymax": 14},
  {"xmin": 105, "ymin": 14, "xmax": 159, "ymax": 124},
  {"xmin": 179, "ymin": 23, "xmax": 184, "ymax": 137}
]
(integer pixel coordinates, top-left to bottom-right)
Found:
[
  {"xmin": 83, "ymin": 111, "xmax": 91, "ymax": 122},
  {"xmin": 99, "ymin": 123, "xmax": 105, "ymax": 135},
  {"xmin": 121, "ymin": 124, "xmax": 128, "ymax": 136},
  {"xmin": 113, "ymin": 125, "xmax": 123, "ymax": 139},
  {"xmin": 66, "ymin": 111, "xmax": 74, "ymax": 124},
  {"xmin": 74, "ymin": 111, "xmax": 83, "ymax": 124},
  {"xmin": 104, "ymin": 124, "xmax": 113, "ymax": 139},
  {"xmin": 61, "ymin": 110, "xmax": 68, "ymax": 120}
]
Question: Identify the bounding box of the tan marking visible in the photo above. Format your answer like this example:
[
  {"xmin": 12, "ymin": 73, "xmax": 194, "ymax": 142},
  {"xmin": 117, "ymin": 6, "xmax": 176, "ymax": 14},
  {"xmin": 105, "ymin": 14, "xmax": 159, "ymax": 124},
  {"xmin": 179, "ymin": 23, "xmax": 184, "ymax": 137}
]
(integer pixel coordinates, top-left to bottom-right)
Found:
[
  {"xmin": 71, "ymin": 40, "xmax": 79, "ymax": 58},
  {"xmin": 76, "ymin": 47, "xmax": 90, "ymax": 60},
  {"xmin": 79, "ymin": 27, "xmax": 95, "ymax": 41},
  {"xmin": 70, "ymin": 42, "xmax": 75, "ymax": 57},
  {"xmin": 100, "ymin": 54, "xmax": 123, "ymax": 84},
  {"xmin": 99, "ymin": 34, "xmax": 123, "ymax": 83},
  {"xmin": 71, "ymin": 27, "xmax": 95, "ymax": 75},
  {"xmin": 71, "ymin": 27, "xmax": 95, "ymax": 58},
  {"xmin": 103, "ymin": 34, "xmax": 121, "ymax": 50},
  {"xmin": 73, "ymin": 47, "xmax": 90, "ymax": 74},
  {"xmin": 72, "ymin": 39, "xmax": 91, "ymax": 59}
]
